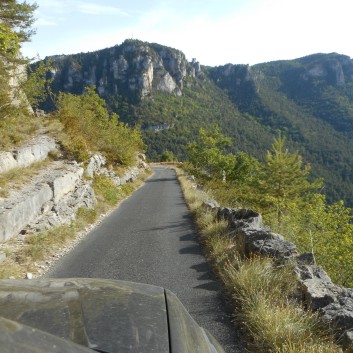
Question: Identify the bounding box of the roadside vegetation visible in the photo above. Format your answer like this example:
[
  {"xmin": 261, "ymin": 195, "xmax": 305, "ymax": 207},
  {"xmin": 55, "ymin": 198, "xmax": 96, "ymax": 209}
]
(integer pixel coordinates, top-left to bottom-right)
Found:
[
  {"xmin": 55, "ymin": 87, "xmax": 144, "ymax": 165},
  {"xmin": 185, "ymin": 126, "xmax": 353, "ymax": 287},
  {"xmin": 177, "ymin": 170, "xmax": 343, "ymax": 353}
]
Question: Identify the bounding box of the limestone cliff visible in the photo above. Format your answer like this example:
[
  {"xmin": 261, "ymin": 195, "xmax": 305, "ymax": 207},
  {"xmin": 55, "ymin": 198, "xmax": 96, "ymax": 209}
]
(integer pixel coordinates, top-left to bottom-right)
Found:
[{"xmin": 47, "ymin": 39, "xmax": 203, "ymax": 101}]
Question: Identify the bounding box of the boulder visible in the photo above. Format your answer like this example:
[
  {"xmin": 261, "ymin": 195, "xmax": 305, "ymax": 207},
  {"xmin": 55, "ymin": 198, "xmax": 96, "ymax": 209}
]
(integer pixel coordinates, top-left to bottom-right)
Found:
[
  {"xmin": 295, "ymin": 253, "xmax": 343, "ymax": 311},
  {"xmin": 211, "ymin": 202, "xmax": 353, "ymax": 349},
  {"xmin": 85, "ymin": 153, "xmax": 106, "ymax": 178},
  {"xmin": 233, "ymin": 228, "xmax": 297, "ymax": 261},
  {"xmin": 48, "ymin": 168, "xmax": 84, "ymax": 204},
  {"xmin": 13, "ymin": 135, "xmax": 57, "ymax": 169},
  {"xmin": 217, "ymin": 208, "xmax": 263, "ymax": 230},
  {"xmin": 322, "ymin": 289, "xmax": 353, "ymax": 330},
  {"xmin": 203, "ymin": 200, "xmax": 220, "ymax": 212},
  {"xmin": 0, "ymin": 152, "xmax": 17, "ymax": 174},
  {"xmin": 0, "ymin": 135, "xmax": 57, "ymax": 174},
  {"xmin": 0, "ymin": 183, "xmax": 53, "ymax": 242},
  {"xmin": 342, "ymin": 330, "xmax": 353, "ymax": 352}
]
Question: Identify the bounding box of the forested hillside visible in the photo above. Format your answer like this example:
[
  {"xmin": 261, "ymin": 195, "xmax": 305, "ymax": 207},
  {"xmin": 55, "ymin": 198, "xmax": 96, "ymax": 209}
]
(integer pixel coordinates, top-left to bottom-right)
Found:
[
  {"xmin": 208, "ymin": 53, "xmax": 353, "ymax": 203},
  {"xmin": 38, "ymin": 41, "xmax": 353, "ymax": 205}
]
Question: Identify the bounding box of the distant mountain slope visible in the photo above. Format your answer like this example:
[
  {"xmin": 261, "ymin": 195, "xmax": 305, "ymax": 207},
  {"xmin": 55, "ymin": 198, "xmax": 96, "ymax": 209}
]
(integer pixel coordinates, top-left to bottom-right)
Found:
[
  {"xmin": 39, "ymin": 41, "xmax": 353, "ymax": 205},
  {"xmin": 208, "ymin": 53, "xmax": 353, "ymax": 203}
]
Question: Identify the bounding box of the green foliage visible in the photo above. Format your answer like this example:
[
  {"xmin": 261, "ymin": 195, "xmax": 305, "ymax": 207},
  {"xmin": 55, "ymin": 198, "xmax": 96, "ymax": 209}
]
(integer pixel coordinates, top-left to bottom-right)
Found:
[
  {"xmin": 0, "ymin": 1, "xmax": 37, "ymax": 46},
  {"xmin": 56, "ymin": 87, "xmax": 144, "ymax": 165},
  {"xmin": 209, "ymin": 54, "xmax": 353, "ymax": 205},
  {"xmin": 196, "ymin": 133, "xmax": 353, "ymax": 287},
  {"xmin": 0, "ymin": 1, "xmax": 49, "ymax": 148},
  {"xmin": 258, "ymin": 134, "xmax": 322, "ymax": 226},
  {"xmin": 135, "ymin": 85, "xmax": 273, "ymax": 163},
  {"xmin": 93, "ymin": 174, "xmax": 120, "ymax": 206},
  {"xmin": 0, "ymin": 21, "xmax": 20, "ymax": 56},
  {"xmin": 0, "ymin": 0, "xmax": 37, "ymax": 92},
  {"xmin": 23, "ymin": 59, "xmax": 54, "ymax": 108},
  {"xmin": 229, "ymin": 151, "xmax": 261, "ymax": 185},
  {"xmin": 159, "ymin": 150, "xmax": 178, "ymax": 162},
  {"xmin": 36, "ymin": 42, "xmax": 353, "ymax": 206},
  {"xmin": 281, "ymin": 194, "xmax": 353, "ymax": 287},
  {"xmin": 187, "ymin": 125, "xmax": 236, "ymax": 179}
]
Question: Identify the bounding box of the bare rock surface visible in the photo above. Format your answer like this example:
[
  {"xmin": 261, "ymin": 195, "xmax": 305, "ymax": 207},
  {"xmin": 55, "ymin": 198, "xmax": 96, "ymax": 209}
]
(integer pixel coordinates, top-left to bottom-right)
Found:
[{"xmin": 0, "ymin": 135, "xmax": 57, "ymax": 174}]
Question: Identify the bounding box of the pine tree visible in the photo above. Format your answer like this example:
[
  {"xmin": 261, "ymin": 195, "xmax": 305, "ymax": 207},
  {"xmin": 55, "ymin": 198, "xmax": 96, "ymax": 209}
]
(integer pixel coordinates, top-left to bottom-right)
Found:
[
  {"xmin": 0, "ymin": 0, "xmax": 37, "ymax": 119},
  {"xmin": 258, "ymin": 133, "xmax": 321, "ymax": 226}
]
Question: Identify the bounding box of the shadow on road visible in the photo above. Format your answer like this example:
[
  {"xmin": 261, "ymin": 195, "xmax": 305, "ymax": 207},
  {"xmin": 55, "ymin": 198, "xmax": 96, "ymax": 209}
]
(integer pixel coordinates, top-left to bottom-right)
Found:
[
  {"xmin": 145, "ymin": 177, "xmax": 176, "ymax": 182},
  {"xmin": 179, "ymin": 244, "xmax": 201, "ymax": 255}
]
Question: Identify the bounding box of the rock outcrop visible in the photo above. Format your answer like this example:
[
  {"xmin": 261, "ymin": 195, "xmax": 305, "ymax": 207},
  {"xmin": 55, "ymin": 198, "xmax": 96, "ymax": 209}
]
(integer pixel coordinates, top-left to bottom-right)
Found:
[
  {"xmin": 0, "ymin": 135, "xmax": 56, "ymax": 174},
  {"xmin": 46, "ymin": 39, "xmax": 202, "ymax": 101},
  {"xmin": 0, "ymin": 161, "xmax": 94, "ymax": 241},
  {"xmin": 0, "ymin": 137, "xmax": 147, "ymax": 243}
]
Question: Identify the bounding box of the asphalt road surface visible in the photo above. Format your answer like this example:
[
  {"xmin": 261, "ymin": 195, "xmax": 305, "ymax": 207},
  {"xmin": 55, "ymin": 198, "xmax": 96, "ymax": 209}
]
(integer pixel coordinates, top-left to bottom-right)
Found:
[{"xmin": 46, "ymin": 167, "xmax": 245, "ymax": 353}]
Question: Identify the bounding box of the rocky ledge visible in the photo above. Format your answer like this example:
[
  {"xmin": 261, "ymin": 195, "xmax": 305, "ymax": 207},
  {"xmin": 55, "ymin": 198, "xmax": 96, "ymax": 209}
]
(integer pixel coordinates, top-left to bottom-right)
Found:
[{"xmin": 0, "ymin": 135, "xmax": 147, "ymax": 243}]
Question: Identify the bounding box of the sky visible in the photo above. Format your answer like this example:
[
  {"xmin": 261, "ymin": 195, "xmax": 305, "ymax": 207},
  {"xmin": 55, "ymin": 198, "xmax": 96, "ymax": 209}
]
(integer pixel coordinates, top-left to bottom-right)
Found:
[{"xmin": 21, "ymin": 0, "xmax": 353, "ymax": 66}]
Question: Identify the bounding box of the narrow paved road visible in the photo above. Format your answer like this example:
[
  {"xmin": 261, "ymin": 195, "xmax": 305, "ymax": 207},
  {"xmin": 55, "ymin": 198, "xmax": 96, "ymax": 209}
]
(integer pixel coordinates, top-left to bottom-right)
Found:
[{"xmin": 46, "ymin": 167, "xmax": 245, "ymax": 353}]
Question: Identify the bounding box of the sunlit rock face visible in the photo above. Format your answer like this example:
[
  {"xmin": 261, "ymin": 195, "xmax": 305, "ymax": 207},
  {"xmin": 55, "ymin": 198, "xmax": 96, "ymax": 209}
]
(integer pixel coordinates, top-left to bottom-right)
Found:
[{"xmin": 47, "ymin": 40, "xmax": 200, "ymax": 100}]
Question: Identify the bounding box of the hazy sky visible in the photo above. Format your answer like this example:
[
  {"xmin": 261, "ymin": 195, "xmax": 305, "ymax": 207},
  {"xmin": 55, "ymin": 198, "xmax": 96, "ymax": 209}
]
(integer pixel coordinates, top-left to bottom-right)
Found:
[{"xmin": 22, "ymin": 0, "xmax": 353, "ymax": 66}]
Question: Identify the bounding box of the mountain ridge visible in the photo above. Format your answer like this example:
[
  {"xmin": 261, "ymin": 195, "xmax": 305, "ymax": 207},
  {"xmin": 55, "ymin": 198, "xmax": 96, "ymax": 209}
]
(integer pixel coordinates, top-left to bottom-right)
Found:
[{"xmin": 37, "ymin": 39, "xmax": 353, "ymax": 205}]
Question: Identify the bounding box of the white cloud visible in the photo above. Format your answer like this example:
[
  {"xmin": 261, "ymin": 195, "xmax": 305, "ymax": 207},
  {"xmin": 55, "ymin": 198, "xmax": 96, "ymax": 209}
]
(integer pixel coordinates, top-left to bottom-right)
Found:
[
  {"xmin": 35, "ymin": 18, "xmax": 58, "ymax": 26},
  {"xmin": 36, "ymin": 0, "xmax": 67, "ymax": 13},
  {"xmin": 76, "ymin": 3, "xmax": 130, "ymax": 16}
]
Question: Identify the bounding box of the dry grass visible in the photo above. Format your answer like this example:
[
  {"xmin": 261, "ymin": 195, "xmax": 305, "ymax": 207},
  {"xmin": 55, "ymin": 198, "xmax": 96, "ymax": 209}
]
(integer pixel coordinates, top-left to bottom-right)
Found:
[
  {"xmin": 0, "ymin": 114, "xmax": 41, "ymax": 150},
  {"xmin": 176, "ymin": 168, "xmax": 343, "ymax": 353},
  {"xmin": 0, "ymin": 159, "xmax": 51, "ymax": 197}
]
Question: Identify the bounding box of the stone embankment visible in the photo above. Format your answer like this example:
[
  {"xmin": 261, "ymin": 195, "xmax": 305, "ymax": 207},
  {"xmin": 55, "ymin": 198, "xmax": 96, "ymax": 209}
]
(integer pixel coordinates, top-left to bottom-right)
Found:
[
  {"xmin": 0, "ymin": 135, "xmax": 147, "ymax": 243},
  {"xmin": 203, "ymin": 200, "xmax": 353, "ymax": 351}
]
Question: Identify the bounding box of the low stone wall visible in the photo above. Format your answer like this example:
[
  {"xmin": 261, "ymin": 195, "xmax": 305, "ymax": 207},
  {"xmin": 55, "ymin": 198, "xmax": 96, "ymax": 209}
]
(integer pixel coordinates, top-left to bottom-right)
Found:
[{"xmin": 204, "ymin": 201, "xmax": 353, "ymax": 351}]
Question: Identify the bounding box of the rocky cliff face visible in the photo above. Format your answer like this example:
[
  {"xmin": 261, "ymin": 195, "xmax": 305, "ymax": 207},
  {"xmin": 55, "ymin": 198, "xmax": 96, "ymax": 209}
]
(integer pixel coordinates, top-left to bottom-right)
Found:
[
  {"xmin": 0, "ymin": 135, "xmax": 147, "ymax": 243},
  {"xmin": 209, "ymin": 53, "xmax": 353, "ymax": 103},
  {"xmin": 48, "ymin": 39, "xmax": 203, "ymax": 101}
]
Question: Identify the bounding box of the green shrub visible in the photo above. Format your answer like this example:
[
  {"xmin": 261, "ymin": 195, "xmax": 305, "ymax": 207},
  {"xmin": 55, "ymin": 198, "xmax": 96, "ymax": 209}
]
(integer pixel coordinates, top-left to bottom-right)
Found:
[
  {"xmin": 56, "ymin": 87, "xmax": 144, "ymax": 166},
  {"xmin": 93, "ymin": 174, "xmax": 120, "ymax": 206}
]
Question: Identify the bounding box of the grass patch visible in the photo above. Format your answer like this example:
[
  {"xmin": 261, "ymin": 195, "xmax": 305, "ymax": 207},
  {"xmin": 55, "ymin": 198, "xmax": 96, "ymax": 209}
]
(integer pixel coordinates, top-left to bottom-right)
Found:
[
  {"xmin": 176, "ymin": 168, "xmax": 342, "ymax": 353},
  {"xmin": 0, "ymin": 115, "xmax": 41, "ymax": 150},
  {"xmin": 0, "ymin": 259, "xmax": 24, "ymax": 279},
  {"xmin": 19, "ymin": 225, "xmax": 76, "ymax": 263},
  {"xmin": 0, "ymin": 159, "xmax": 51, "ymax": 197}
]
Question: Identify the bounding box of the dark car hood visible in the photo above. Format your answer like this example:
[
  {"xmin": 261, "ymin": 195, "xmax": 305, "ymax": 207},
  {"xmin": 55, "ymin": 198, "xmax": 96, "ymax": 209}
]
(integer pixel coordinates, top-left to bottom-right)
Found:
[
  {"xmin": 0, "ymin": 278, "xmax": 224, "ymax": 353},
  {"xmin": 0, "ymin": 278, "xmax": 168, "ymax": 353}
]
